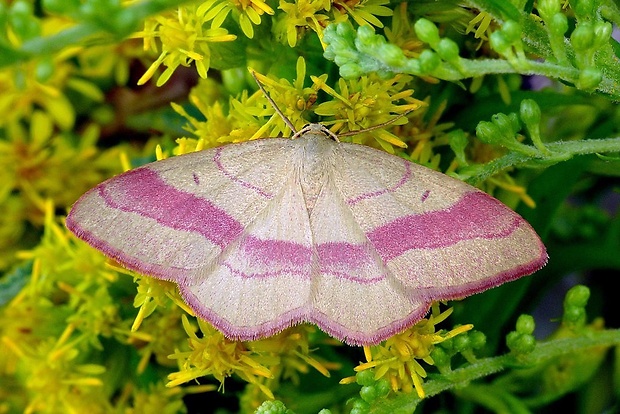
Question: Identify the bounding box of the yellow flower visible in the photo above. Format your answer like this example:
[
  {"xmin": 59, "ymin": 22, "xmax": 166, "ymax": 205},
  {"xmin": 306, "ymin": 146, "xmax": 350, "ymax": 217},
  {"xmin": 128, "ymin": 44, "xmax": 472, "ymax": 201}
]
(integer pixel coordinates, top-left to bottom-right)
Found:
[
  {"xmin": 312, "ymin": 74, "xmax": 423, "ymax": 153},
  {"xmin": 247, "ymin": 325, "xmax": 337, "ymax": 385},
  {"xmin": 129, "ymin": 300, "xmax": 191, "ymax": 374},
  {"xmin": 249, "ymin": 57, "xmax": 323, "ymax": 137},
  {"xmin": 343, "ymin": 306, "xmax": 472, "ymax": 398},
  {"xmin": 0, "ymin": 59, "xmax": 73, "ymax": 129},
  {"xmin": 2, "ymin": 324, "xmax": 109, "ymax": 414},
  {"xmin": 275, "ymin": 0, "xmax": 331, "ymax": 47},
  {"xmin": 466, "ymin": 10, "xmax": 494, "ymax": 40},
  {"xmin": 274, "ymin": 0, "xmax": 392, "ymax": 47},
  {"xmin": 125, "ymin": 381, "xmax": 215, "ymax": 414},
  {"xmin": 134, "ymin": 3, "xmax": 237, "ymax": 86},
  {"xmin": 0, "ymin": 114, "xmax": 121, "ymax": 230},
  {"xmin": 206, "ymin": 0, "xmax": 275, "ymax": 38},
  {"xmin": 332, "ymin": 0, "xmax": 393, "ymax": 28},
  {"xmin": 167, "ymin": 315, "xmax": 275, "ymax": 398},
  {"xmin": 0, "ymin": 195, "xmax": 26, "ymax": 269},
  {"xmin": 466, "ymin": 10, "xmax": 496, "ymax": 50},
  {"xmin": 240, "ymin": 326, "xmax": 338, "ymax": 410},
  {"xmin": 0, "ymin": 15, "xmax": 101, "ymax": 128},
  {"xmin": 129, "ymin": 273, "xmax": 187, "ymax": 330},
  {"xmin": 171, "ymin": 78, "xmax": 245, "ymax": 148},
  {"xmin": 173, "ymin": 57, "xmax": 320, "ymax": 146},
  {"xmin": 76, "ymin": 41, "xmax": 146, "ymax": 86},
  {"xmin": 463, "ymin": 139, "xmax": 536, "ymax": 207},
  {"xmin": 486, "ymin": 175, "xmax": 537, "ymax": 208}
]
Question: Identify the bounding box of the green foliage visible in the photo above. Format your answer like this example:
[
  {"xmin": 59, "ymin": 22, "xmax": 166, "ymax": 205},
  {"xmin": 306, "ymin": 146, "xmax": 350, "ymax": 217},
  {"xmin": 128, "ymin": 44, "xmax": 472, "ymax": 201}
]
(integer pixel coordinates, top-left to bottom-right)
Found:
[
  {"xmin": 1, "ymin": 0, "xmax": 619, "ymax": 413},
  {"xmin": 323, "ymin": 0, "xmax": 620, "ymax": 97}
]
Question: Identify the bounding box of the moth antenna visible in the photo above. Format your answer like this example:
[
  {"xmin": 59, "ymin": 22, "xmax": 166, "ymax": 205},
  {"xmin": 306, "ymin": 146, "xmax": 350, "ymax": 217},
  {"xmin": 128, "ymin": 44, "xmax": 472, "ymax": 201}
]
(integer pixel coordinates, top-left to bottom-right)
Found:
[
  {"xmin": 337, "ymin": 108, "xmax": 416, "ymax": 137},
  {"xmin": 250, "ymin": 69, "xmax": 298, "ymax": 134}
]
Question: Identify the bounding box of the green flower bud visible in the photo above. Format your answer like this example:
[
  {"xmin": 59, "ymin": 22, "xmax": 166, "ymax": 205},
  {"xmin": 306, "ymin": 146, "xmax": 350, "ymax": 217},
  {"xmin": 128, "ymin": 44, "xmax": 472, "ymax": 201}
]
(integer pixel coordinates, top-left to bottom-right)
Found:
[
  {"xmin": 520, "ymin": 99, "xmax": 551, "ymax": 154},
  {"xmin": 573, "ymin": 0, "xmax": 595, "ymax": 18},
  {"xmin": 375, "ymin": 378, "xmax": 390, "ymax": 397},
  {"xmin": 255, "ymin": 400, "xmax": 294, "ymax": 414},
  {"xmin": 516, "ymin": 314, "xmax": 536, "ymax": 335},
  {"xmin": 549, "ymin": 13, "xmax": 568, "ymax": 36},
  {"xmin": 10, "ymin": 0, "xmax": 31, "ymax": 15},
  {"xmin": 469, "ymin": 331, "xmax": 487, "ymax": 349},
  {"xmin": 571, "ymin": 22, "xmax": 594, "ymax": 51},
  {"xmin": 492, "ymin": 112, "xmax": 520, "ymax": 135},
  {"xmin": 350, "ymin": 398, "xmax": 370, "ymax": 414},
  {"xmin": 502, "ymin": 20, "xmax": 522, "ymax": 44},
  {"xmin": 478, "ymin": 113, "xmax": 532, "ymax": 153},
  {"xmin": 562, "ymin": 285, "xmax": 590, "ymax": 327},
  {"xmin": 593, "ymin": 21, "xmax": 612, "ymax": 46},
  {"xmin": 453, "ymin": 333, "xmax": 470, "ymax": 352},
  {"xmin": 360, "ymin": 385, "xmax": 378, "ymax": 403},
  {"xmin": 113, "ymin": 9, "xmax": 140, "ymax": 36},
  {"xmin": 565, "ymin": 285, "xmax": 590, "ymax": 308},
  {"xmin": 414, "ymin": 18, "xmax": 440, "ymax": 47},
  {"xmin": 340, "ymin": 63, "xmax": 364, "ymax": 80},
  {"xmin": 382, "ymin": 43, "xmax": 407, "ymax": 67},
  {"xmin": 336, "ymin": 21, "xmax": 353, "ymax": 37},
  {"xmin": 517, "ymin": 333, "xmax": 536, "ymax": 353},
  {"xmin": 356, "ymin": 369, "xmax": 375, "ymax": 386},
  {"xmin": 418, "ymin": 49, "xmax": 440, "ymax": 73},
  {"xmin": 538, "ymin": 0, "xmax": 561, "ymax": 20},
  {"xmin": 506, "ymin": 331, "xmax": 536, "ymax": 354},
  {"xmin": 476, "ymin": 121, "xmax": 502, "ymax": 144},
  {"xmin": 437, "ymin": 38, "xmax": 460, "ymax": 62},
  {"xmin": 430, "ymin": 347, "xmax": 450, "ymax": 369},
  {"xmin": 323, "ymin": 22, "xmax": 352, "ymax": 54},
  {"xmin": 563, "ymin": 305, "xmax": 586, "ymax": 326},
  {"xmin": 448, "ymin": 129, "xmax": 468, "ymax": 165},
  {"xmin": 9, "ymin": 0, "xmax": 40, "ymax": 40},
  {"xmin": 357, "ymin": 24, "xmax": 376, "ymax": 44},
  {"xmin": 520, "ymin": 99, "xmax": 541, "ymax": 127},
  {"xmin": 79, "ymin": 2, "xmax": 97, "ymax": 19},
  {"xmin": 578, "ymin": 68, "xmax": 602, "ymax": 89},
  {"xmin": 490, "ymin": 31, "xmax": 511, "ymax": 55},
  {"xmin": 42, "ymin": 0, "xmax": 80, "ymax": 14}
]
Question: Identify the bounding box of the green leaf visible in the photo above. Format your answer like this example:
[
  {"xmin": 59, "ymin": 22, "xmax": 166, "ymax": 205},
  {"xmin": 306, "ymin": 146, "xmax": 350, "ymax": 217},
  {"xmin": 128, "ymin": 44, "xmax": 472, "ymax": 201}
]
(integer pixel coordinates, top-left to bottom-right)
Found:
[
  {"xmin": 0, "ymin": 261, "xmax": 32, "ymax": 307},
  {"xmin": 466, "ymin": 0, "xmax": 522, "ymax": 21}
]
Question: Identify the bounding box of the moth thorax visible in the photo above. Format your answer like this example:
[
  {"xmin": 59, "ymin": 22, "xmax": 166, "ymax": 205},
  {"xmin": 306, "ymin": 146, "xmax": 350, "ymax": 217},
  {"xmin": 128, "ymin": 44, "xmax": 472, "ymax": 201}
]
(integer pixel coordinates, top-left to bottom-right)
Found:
[{"xmin": 299, "ymin": 132, "xmax": 335, "ymax": 211}]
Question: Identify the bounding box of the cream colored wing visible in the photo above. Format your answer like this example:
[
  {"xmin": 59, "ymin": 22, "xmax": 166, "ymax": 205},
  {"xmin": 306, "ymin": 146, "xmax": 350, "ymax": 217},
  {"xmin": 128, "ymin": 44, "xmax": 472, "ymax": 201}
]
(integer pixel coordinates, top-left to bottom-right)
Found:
[
  {"xmin": 67, "ymin": 138, "xmax": 301, "ymax": 281},
  {"xmin": 304, "ymin": 140, "xmax": 547, "ymax": 344}
]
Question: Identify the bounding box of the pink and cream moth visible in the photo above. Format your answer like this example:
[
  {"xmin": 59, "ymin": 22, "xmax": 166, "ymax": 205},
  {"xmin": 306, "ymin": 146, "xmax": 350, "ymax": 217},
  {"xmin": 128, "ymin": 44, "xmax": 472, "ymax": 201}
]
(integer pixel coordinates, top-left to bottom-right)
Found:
[{"xmin": 66, "ymin": 124, "xmax": 547, "ymax": 345}]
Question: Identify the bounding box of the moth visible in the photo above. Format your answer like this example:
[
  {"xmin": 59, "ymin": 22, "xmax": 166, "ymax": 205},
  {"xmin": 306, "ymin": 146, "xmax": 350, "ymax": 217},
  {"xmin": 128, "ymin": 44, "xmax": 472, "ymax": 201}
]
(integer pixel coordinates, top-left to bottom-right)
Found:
[{"xmin": 67, "ymin": 73, "xmax": 547, "ymax": 345}]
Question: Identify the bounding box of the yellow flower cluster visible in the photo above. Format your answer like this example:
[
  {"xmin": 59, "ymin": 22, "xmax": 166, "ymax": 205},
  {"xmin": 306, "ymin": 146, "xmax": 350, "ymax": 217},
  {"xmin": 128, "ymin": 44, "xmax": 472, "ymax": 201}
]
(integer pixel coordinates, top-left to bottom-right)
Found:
[
  {"xmin": 135, "ymin": 2, "xmax": 237, "ymax": 86},
  {"xmin": 167, "ymin": 316, "xmax": 333, "ymax": 400},
  {"xmin": 342, "ymin": 305, "xmax": 472, "ymax": 398}
]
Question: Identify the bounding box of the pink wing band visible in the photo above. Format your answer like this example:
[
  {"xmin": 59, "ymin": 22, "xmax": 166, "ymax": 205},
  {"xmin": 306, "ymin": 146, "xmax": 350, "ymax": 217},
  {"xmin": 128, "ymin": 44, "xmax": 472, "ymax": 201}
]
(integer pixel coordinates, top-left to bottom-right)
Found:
[
  {"xmin": 222, "ymin": 237, "xmax": 385, "ymax": 283},
  {"xmin": 368, "ymin": 192, "xmax": 523, "ymax": 261},
  {"xmin": 100, "ymin": 168, "xmax": 245, "ymax": 248}
]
